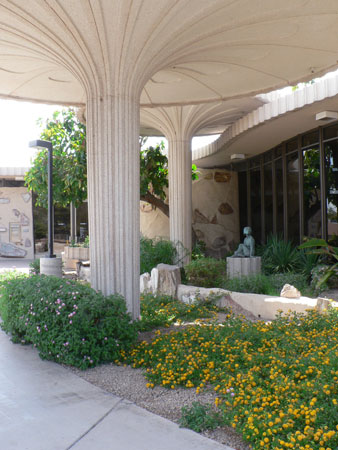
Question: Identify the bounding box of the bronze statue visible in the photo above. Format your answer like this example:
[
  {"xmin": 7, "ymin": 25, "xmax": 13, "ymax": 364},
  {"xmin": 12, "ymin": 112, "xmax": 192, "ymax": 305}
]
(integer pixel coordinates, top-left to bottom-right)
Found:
[{"xmin": 233, "ymin": 226, "xmax": 255, "ymax": 257}]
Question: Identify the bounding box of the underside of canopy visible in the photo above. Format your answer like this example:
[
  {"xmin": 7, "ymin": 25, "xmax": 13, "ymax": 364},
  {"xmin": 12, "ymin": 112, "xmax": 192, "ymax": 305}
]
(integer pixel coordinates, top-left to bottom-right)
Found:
[{"xmin": 0, "ymin": 0, "xmax": 338, "ymax": 108}]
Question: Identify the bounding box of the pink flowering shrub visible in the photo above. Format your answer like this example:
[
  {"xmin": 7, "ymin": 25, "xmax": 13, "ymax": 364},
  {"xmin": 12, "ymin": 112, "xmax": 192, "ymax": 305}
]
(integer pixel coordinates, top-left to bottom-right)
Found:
[{"xmin": 0, "ymin": 274, "xmax": 137, "ymax": 369}]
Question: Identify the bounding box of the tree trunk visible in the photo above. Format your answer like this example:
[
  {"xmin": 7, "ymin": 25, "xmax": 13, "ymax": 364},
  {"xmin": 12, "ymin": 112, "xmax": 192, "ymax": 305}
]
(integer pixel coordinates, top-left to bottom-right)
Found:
[
  {"xmin": 140, "ymin": 192, "xmax": 198, "ymax": 248},
  {"xmin": 141, "ymin": 192, "xmax": 169, "ymax": 217}
]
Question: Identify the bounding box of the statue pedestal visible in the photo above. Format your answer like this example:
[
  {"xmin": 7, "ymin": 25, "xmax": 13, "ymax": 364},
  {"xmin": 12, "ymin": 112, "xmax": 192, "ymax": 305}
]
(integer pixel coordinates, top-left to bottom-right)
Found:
[{"xmin": 226, "ymin": 256, "xmax": 261, "ymax": 279}]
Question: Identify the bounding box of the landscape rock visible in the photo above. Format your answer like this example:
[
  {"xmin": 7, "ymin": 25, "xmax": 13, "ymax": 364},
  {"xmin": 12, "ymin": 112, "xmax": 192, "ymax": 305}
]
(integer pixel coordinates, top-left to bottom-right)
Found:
[
  {"xmin": 280, "ymin": 284, "xmax": 301, "ymax": 298},
  {"xmin": 151, "ymin": 264, "xmax": 181, "ymax": 298},
  {"xmin": 140, "ymin": 272, "xmax": 152, "ymax": 293}
]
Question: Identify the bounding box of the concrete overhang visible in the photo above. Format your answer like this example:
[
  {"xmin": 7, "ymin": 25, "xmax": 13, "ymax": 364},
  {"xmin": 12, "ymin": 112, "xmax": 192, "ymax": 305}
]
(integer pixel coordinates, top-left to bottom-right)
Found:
[
  {"xmin": 1, "ymin": 1, "xmax": 338, "ymax": 110},
  {"xmin": 193, "ymin": 73, "xmax": 338, "ymax": 167},
  {"xmin": 0, "ymin": 167, "xmax": 29, "ymax": 178}
]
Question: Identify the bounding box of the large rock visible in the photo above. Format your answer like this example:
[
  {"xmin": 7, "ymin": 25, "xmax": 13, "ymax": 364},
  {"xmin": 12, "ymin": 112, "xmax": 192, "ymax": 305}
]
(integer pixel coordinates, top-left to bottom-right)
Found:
[
  {"xmin": 150, "ymin": 264, "xmax": 181, "ymax": 297},
  {"xmin": 140, "ymin": 272, "xmax": 152, "ymax": 293},
  {"xmin": 280, "ymin": 284, "xmax": 301, "ymax": 298}
]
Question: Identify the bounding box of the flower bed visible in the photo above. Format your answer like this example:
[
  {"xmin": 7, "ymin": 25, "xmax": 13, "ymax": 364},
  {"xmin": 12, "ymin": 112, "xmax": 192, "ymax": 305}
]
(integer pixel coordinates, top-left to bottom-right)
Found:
[{"xmin": 125, "ymin": 308, "xmax": 338, "ymax": 450}]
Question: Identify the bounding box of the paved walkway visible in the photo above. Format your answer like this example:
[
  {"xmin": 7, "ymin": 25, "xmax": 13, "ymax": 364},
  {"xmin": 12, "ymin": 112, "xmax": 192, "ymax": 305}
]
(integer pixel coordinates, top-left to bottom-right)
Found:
[
  {"xmin": 0, "ymin": 258, "xmax": 33, "ymax": 273},
  {"xmin": 0, "ymin": 260, "xmax": 234, "ymax": 450}
]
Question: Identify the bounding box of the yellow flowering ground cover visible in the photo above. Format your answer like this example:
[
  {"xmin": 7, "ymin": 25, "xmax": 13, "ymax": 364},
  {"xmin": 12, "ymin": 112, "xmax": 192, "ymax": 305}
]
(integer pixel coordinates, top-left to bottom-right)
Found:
[{"xmin": 122, "ymin": 307, "xmax": 338, "ymax": 450}]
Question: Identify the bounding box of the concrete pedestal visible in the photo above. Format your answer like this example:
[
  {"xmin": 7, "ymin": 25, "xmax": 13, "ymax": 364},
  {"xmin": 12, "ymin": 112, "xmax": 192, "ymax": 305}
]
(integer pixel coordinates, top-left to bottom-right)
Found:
[
  {"xmin": 40, "ymin": 257, "xmax": 63, "ymax": 277},
  {"xmin": 226, "ymin": 256, "xmax": 261, "ymax": 278}
]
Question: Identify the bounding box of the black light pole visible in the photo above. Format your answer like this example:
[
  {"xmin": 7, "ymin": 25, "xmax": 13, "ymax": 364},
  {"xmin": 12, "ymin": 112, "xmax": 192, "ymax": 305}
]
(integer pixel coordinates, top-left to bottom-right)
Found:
[{"xmin": 29, "ymin": 140, "xmax": 55, "ymax": 258}]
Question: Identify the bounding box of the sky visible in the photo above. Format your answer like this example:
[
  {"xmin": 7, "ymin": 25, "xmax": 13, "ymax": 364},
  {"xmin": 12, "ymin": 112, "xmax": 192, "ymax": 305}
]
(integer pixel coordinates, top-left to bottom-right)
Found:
[{"xmin": 0, "ymin": 99, "xmax": 219, "ymax": 168}]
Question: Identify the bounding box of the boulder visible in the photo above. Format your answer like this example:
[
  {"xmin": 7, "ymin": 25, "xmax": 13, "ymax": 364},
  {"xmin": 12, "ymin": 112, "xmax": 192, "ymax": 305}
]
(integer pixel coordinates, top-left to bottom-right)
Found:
[
  {"xmin": 280, "ymin": 284, "xmax": 301, "ymax": 298},
  {"xmin": 140, "ymin": 272, "xmax": 152, "ymax": 293},
  {"xmin": 151, "ymin": 264, "xmax": 181, "ymax": 297}
]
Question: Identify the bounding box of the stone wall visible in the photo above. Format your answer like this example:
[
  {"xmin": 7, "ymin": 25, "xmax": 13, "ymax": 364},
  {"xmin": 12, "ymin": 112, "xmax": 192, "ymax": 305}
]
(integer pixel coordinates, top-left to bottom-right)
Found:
[
  {"xmin": 140, "ymin": 168, "xmax": 239, "ymax": 257},
  {"xmin": 0, "ymin": 187, "xmax": 34, "ymax": 259}
]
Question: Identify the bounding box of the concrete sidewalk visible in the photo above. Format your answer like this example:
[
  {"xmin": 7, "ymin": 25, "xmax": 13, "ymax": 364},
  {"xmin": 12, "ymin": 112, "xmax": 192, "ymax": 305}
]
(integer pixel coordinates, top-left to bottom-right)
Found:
[
  {"xmin": 0, "ymin": 328, "xmax": 233, "ymax": 450},
  {"xmin": 0, "ymin": 258, "xmax": 32, "ymax": 273}
]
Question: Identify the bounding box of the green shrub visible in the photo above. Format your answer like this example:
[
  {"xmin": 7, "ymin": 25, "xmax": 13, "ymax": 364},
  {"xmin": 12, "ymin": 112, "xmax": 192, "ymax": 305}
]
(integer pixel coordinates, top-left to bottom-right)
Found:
[
  {"xmin": 268, "ymin": 272, "xmax": 316, "ymax": 297},
  {"xmin": 262, "ymin": 234, "xmax": 299, "ymax": 274},
  {"xmin": 0, "ymin": 275, "xmax": 137, "ymax": 369},
  {"xmin": 221, "ymin": 272, "xmax": 316, "ymax": 297},
  {"xmin": 184, "ymin": 257, "xmax": 226, "ymax": 288},
  {"xmin": 140, "ymin": 236, "xmax": 177, "ymax": 274},
  {"xmin": 221, "ymin": 273, "xmax": 275, "ymax": 295},
  {"xmin": 29, "ymin": 258, "xmax": 40, "ymax": 275},
  {"xmin": 180, "ymin": 402, "xmax": 222, "ymax": 433},
  {"xmin": 297, "ymin": 249, "xmax": 320, "ymax": 281},
  {"xmin": 191, "ymin": 240, "xmax": 206, "ymax": 260},
  {"xmin": 139, "ymin": 293, "xmax": 221, "ymax": 331}
]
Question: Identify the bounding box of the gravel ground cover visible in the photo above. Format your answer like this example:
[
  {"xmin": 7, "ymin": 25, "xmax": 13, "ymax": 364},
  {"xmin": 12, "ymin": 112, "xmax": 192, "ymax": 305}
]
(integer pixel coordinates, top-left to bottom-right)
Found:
[{"xmin": 67, "ymin": 361, "xmax": 251, "ymax": 450}]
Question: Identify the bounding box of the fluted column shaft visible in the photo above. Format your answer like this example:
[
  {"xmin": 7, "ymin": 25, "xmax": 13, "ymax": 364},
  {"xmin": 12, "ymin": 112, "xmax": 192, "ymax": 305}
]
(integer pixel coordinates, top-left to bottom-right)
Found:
[
  {"xmin": 168, "ymin": 138, "xmax": 192, "ymax": 264},
  {"xmin": 86, "ymin": 94, "xmax": 140, "ymax": 319}
]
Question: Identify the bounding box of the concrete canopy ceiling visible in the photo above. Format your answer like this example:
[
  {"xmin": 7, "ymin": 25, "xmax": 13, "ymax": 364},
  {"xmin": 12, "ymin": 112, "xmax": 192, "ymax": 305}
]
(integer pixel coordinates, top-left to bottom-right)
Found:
[{"xmin": 0, "ymin": 0, "xmax": 338, "ymax": 110}]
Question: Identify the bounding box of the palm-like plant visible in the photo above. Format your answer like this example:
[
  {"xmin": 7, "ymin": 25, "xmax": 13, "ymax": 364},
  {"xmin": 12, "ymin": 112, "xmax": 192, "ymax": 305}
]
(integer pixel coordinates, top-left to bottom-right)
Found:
[
  {"xmin": 299, "ymin": 238, "xmax": 338, "ymax": 288},
  {"xmin": 262, "ymin": 235, "xmax": 299, "ymax": 274}
]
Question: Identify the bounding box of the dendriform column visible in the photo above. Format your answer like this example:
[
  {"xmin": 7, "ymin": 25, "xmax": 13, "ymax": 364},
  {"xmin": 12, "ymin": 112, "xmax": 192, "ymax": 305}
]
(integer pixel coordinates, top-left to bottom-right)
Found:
[
  {"xmin": 141, "ymin": 103, "xmax": 229, "ymax": 265},
  {"xmin": 86, "ymin": 92, "xmax": 140, "ymax": 319},
  {"xmin": 168, "ymin": 134, "xmax": 193, "ymax": 264}
]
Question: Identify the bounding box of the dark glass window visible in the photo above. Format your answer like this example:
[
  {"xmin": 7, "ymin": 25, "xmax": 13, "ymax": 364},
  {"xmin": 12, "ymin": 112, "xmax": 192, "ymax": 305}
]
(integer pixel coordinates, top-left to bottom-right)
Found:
[
  {"xmin": 302, "ymin": 131, "xmax": 319, "ymax": 148},
  {"xmin": 264, "ymin": 163, "xmax": 273, "ymax": 237},
  {"xmin": 0, "ymin": 179, "xmax": 25, "ymax": 187},
  {"xmin": 303, "ymin": 146, "xmax": 321, "ymax": 237},
  {"xmin": 286, "ymin": 139, "xmax": 298, "ymax": 154},
  {"xmin": 323, "ymin": 123, "xmax": 338, "ymax": 141},
  {"xmin": 275, "ymin": 158, "xmax": 284, "ymax": 235},
  {"xmin": 325, "ymin": 140, "xmax": 338, "ymax": 241},
  {"xmin": 264, "ymin": 151, "xmax": 273, "ymax": 163},
  {"xmin": 275, "ymin": 146, "xmax": 283, "ymax": 158},
  {"xmin": 238, "ymin": 172, "xmax": 248, "ymax": 237},
  {"xmin": 249, "ymin": 157, "xmax": 260, "ymax": 169},
  {"xmin": 287, "ymin": 152, "xmax": 300, "ymax": 243},
  {"xmin": 250, "ymin": 168, "xmax": 261, "ymax": 244}
]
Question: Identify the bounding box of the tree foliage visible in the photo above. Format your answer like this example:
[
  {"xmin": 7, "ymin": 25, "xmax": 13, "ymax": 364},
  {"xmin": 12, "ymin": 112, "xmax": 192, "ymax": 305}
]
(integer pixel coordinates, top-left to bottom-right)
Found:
[
  {"xmin": 25, "ymin": 110, "xmax": 198, "ymax": 218},
  {"xmin": 25, "ymin": 109, "xmax": 87, "ymax": 208}
]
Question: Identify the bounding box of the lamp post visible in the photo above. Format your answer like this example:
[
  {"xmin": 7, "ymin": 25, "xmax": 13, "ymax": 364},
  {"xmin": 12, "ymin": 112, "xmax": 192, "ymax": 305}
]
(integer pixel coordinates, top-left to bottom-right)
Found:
[{"xmin": 28, "ymin": 140, "xmax": 55, "ymax": 258}]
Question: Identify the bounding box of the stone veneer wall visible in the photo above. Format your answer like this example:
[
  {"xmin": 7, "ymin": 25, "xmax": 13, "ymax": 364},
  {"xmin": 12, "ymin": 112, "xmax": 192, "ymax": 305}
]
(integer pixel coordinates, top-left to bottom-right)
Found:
[
  {"xmin": 140, "ymin": 168, "xmax": 239, "ymax": 257},
  {"xmin": 0, "ymin": 187, "xmax": 34, "ymax": 259}
]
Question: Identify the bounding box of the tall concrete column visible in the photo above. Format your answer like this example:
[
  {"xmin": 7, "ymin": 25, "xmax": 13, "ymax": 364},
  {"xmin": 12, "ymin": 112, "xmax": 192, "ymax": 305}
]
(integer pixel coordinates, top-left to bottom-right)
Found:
[
  {"xmin": 86, "ymin": 94, "xmax": 140, "ymax": 319},
  {"xmin": 168, "ymin": 137, "xmax": 192, "ymax": 264},
  {"xmin": 141, "ymin": 103, "xmax": 235, "ymax": 266}
]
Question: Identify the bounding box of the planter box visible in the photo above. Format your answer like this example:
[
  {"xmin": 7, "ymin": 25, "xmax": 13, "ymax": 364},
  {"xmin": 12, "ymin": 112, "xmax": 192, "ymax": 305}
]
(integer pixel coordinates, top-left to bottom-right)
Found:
[{"xmin": 63, "ymin": 246, "xmax": 90, "ymax": 270}]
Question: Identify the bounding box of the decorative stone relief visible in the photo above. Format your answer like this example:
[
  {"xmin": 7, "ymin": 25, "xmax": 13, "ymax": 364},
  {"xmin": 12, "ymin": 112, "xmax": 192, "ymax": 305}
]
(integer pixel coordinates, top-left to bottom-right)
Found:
[
  {"xmin": 195, "ymin": 229, "xmax": 204, "ymax": 239},
  {"xmin": 24, "ymin": 238, "xmax": 32, "ymax": 248},
  {"xmin": 21, "ymin": 192, "xmax": 31, "ymax": 203},
  {"xmin": 12, "ymin": 209, "xmax": 29, "ymax": 225},
  {"xmin": 218, "ymin": 202, "xmax": 234, "ymax": 215},
  {"xmin": 210, "ymin": 215, "xmax": 218, "ymax": 224},
  {"xmin": 193, "ymin": 208, "xmax": 209, "ymax": 224},
  {"xmin": 214, "ymin": 172, "xmax": 231, "ymax": 183},
  {"xmin": 193, "ymin": 223, "xmax": 234, "ymax": 258},
  {"xmin": 20, "ymin": 213, "xmax": 30, "ymax": 226},
  {"xmin": 0, "ymin": 242, "xmax": 27, "ymax": 258}
]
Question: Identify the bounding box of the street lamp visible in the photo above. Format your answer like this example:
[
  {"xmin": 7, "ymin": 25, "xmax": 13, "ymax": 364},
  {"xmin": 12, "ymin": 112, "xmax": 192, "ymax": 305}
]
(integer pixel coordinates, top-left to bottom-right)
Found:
[{"xmin": 28, "ymin": 139, "xmax": 55, "ymax": 258}]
